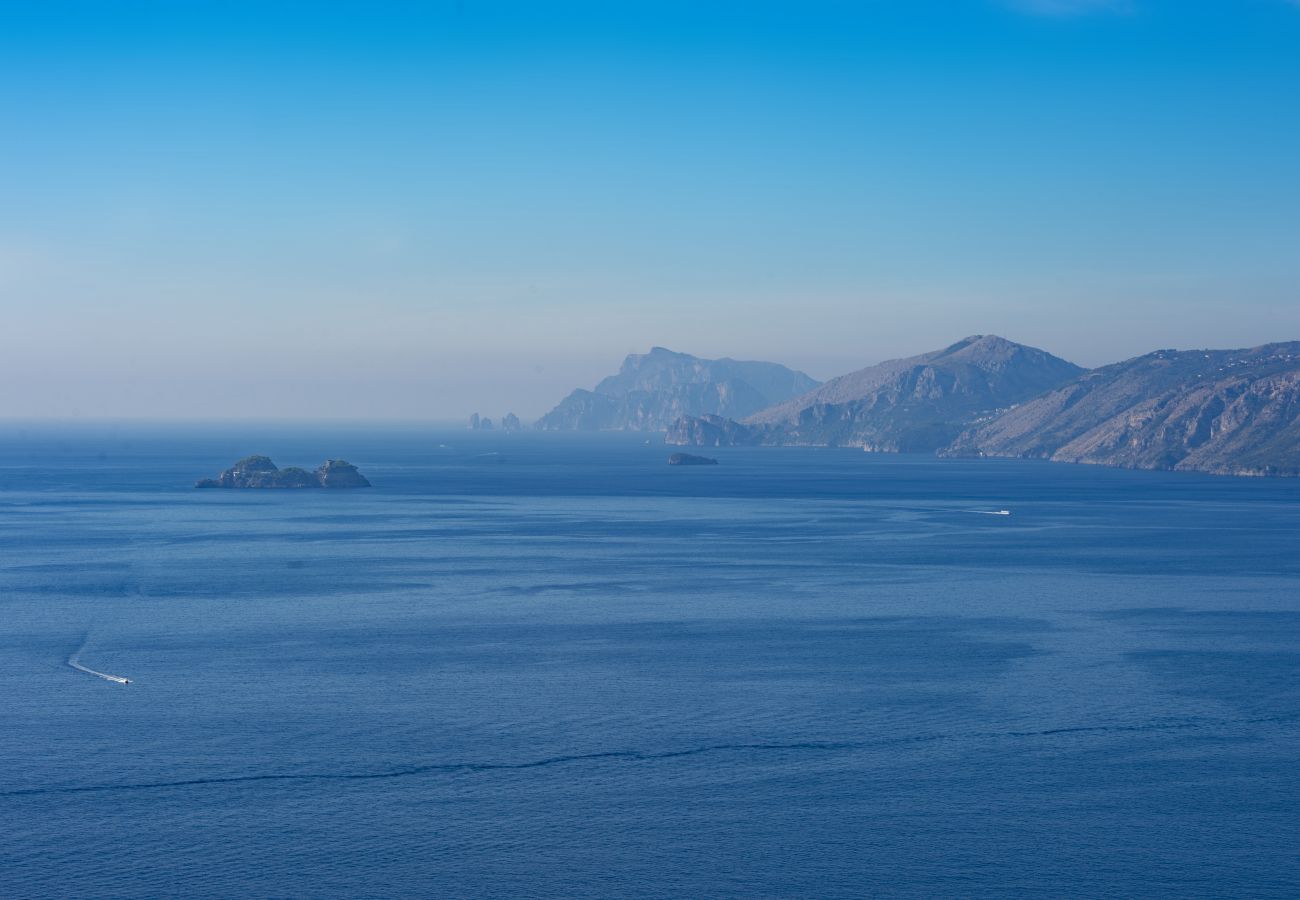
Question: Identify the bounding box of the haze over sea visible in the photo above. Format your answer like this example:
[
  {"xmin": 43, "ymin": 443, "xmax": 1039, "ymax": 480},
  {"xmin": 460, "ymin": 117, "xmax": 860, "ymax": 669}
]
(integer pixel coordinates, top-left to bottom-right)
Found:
[{"xmin": 3, "ymin": 423, "xmax": 1300, "ymax": 898}]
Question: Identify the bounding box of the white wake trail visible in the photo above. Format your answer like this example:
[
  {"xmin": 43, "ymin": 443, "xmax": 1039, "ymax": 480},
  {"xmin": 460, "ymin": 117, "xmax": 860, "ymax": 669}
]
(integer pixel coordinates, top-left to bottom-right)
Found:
[
  {"xmin": 68, "ymin": 636, "xmax": 131, "ymax": 684},
  {"xmin": 892, "ymin": 504, "xmax": 1012, "ymax": 518}
]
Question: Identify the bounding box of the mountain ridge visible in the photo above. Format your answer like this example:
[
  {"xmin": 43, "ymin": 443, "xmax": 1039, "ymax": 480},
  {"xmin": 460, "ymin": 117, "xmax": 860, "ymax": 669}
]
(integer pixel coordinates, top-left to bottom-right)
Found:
[
  {"xmin": 669, "ymin": 335, "xmax": 1084, "ymax": 451},
  {"xmin": 943, "ymin": 342, "xmax": 1300, "ymax": 475},
  {"xmin": 561, "ymin": 335, "xmax": 1300, "ymax": 477},
  {"xmin": 535, "ymin": 347, "xmax": 819, "ymax": 432}
]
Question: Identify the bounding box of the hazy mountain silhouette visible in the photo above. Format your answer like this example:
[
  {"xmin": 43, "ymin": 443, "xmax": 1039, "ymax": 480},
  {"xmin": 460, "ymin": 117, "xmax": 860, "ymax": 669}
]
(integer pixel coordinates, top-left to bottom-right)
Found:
[{"xmin": 536, "ymin": 347, "xmax": 819, "ymax": 432}]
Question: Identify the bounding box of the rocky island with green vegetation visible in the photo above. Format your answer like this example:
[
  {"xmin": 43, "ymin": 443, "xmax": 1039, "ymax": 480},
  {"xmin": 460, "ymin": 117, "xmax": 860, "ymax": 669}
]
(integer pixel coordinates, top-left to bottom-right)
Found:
[{"xmin": 195, "ymin": 456, "xmax": 371, "ymax": 488}]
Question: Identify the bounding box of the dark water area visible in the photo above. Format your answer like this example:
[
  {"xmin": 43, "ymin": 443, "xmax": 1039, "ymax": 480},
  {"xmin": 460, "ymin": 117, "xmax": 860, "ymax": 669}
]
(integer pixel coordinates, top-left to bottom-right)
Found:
[{"xmin": 3, "ymin": 423, "xmax": 1300, "ymax": 897}]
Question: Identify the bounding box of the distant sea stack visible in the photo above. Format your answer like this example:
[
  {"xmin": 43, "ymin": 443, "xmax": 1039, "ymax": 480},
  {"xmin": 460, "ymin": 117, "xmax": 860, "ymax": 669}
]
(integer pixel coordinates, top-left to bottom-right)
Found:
[
  {"xmin": 536, "ymin": 347, "xmax": 820, "ymax": 432},
  {"xmin": 668, "ymin": 452, "xmax": 718, "ymax": 466},
  {"xmin": 196, "ymin": 456, "xmax": 372, "ymax": 488},
  {"xmin": 470, "ymin": 412, "xmax": 520, "ymax": 431}
]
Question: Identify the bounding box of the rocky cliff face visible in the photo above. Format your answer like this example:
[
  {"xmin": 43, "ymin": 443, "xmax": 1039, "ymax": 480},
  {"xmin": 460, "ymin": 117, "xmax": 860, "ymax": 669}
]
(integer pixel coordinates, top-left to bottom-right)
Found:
[
  {"xmin": 944, "ymin": 343, "xmax": 1300, "ymax": 475},
  {"xmin": 315, "ymin": 459, "xmax": 371, "ymax": 487},
  {"xmin": 669, "ymin": 336, "xmax": 1083, "ymax": 451},
  {"xmin": 196, "ymin": 456, "xmax": 372, "ymax": 488},
  {"xmin": 536, "ymin": 347, "xmax": 819, "ymax": 431},
  {"xmin": 665, "ymin": 413, "xmax": 767, "ymax": 447}
]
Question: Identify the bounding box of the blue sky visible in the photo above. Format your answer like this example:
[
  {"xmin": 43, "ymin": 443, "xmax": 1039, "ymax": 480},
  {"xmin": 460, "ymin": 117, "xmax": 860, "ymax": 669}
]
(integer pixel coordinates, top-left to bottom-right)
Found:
[{"xmin": 2, "ymin": 0, "xmax": 1299, "ymax": 419}]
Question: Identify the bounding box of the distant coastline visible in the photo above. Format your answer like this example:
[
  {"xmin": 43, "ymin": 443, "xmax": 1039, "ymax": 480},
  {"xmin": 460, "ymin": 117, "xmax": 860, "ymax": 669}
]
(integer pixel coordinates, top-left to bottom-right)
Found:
[{"xmin": 530, "ymin": 337, "xmax": 1300, "ymax": 478}]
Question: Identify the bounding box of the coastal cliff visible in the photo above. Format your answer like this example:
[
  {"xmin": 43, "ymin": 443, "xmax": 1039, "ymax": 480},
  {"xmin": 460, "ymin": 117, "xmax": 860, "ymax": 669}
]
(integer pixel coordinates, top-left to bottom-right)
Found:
[
  {"xmin": 669, "ymin": 336, "xmax": 1082, "ymax": 451},
  {"xmin": 666, "ymin": 413, "xmax": 768, "ymax": 447},
  {"xmin": 944, "ymin": 343, "xmax": 1300, "ymax": 476},
  {"xmin": 668, "ymin": 337, "xmax": 1300, "ymax": 477}
]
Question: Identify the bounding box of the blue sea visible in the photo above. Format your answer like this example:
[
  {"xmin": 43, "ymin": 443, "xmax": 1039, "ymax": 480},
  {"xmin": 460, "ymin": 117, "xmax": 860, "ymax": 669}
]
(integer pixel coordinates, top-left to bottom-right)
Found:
[{"xmin": 3, "ymin": 423, "xmax": 1300, "ymax": 898}]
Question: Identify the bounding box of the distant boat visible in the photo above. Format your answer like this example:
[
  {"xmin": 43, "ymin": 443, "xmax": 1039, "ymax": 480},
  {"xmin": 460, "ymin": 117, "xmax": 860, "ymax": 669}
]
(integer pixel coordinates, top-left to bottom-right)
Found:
[
  {"xmin": 68, "ymin": 639, "xmax": 132, "ymax": 684},
  {"xmin": 70, "ymin": 659, "xmax": 132, "ymax": 684}
]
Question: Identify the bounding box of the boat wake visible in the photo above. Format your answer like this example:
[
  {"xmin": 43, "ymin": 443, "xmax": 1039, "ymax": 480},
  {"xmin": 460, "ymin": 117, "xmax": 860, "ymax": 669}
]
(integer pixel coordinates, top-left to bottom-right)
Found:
[
  {"xmin": 894, "ymin": 505, "xmax": 1012, "ymax": 518},
  {"xmin": 68, "ymin": 636, "xmax": 131, "ymax": 685}
]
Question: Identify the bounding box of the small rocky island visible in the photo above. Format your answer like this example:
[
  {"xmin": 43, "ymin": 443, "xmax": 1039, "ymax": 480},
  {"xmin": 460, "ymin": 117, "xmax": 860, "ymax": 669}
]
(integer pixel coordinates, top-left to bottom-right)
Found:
[
  {"xmin": 668, "ymin": 452, "xmax": 718, "ymax": 466},
  {"xmin": 196, "ymin": 456, "xmax": 371, "ymax": 489}
]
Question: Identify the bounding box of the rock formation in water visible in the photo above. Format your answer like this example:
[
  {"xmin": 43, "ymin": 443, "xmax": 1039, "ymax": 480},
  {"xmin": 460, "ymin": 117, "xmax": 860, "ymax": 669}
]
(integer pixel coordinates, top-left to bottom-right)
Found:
[
  {"xmin": 315, "ymin": 459, "xmax": 372, "ymax": 487},
  {"xmin": 668, "ymin": 452, "xmax": 718, "ymax": 466},
  {"xmin": 501, "ymin": 412, "xmax": 522, "ymax": 432},
  {"xmin": 669, "ymin": 336, "xmax": 1083, "ymax": 451},
  {"xmin": 196, "ymin": 456, "xmax": 372, "ymax": 488},
  {"xmin": 943, "ymin": 342, "xmax": 1300, "ymax": 476},
  {"xmin": 536, "ymin": 347, "xmax": 819, "ymax": 432}
]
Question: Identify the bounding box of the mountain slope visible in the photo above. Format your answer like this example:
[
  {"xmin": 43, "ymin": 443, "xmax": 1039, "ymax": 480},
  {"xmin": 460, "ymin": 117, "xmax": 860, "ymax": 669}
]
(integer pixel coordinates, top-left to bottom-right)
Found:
[
  {"xmin": 669, "ymin": 336, "xmax": 1083, "ymax": 451},
  {"xmin": 944, "ymin": 343, "xmax": 1300, "ymax": 475},
  {"xmin": 536, "ymin": 347, "xmax": 819, "ymax": 431}
]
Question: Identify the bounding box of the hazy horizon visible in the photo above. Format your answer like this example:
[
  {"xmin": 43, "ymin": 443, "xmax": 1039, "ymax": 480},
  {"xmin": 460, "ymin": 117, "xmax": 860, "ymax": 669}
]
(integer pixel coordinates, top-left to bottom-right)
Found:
[
  {"xmin": 5, "ymin": 330, "xmax": 1295, "ymax": 424},
  {"xmin": 4, "ymin": 0, "xmax": 1299, "ymax": 420}
]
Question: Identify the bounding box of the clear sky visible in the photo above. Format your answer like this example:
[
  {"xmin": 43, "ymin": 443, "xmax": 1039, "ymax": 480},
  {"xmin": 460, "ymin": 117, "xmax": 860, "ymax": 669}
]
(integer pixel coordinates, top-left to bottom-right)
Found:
[{"xmin": 3, "ymin": 0, "xmax": 1299, "ymax": 421}]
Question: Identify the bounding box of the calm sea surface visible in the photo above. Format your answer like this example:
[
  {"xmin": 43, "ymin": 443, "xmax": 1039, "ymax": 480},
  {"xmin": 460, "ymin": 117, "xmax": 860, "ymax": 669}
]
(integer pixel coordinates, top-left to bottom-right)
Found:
[{"xmin": 3, "ymin": 423, "xmax": 1300, "ymax": 898}]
